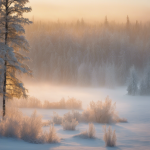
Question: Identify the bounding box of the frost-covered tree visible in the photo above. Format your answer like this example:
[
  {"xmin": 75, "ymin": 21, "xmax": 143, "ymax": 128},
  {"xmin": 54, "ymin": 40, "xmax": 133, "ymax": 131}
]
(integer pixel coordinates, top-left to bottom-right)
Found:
[
  {"xmin": 127, "ymin": 66, "xmax": 138, "ymax": 95},
  {"xmin": 0, "ymin": 0, "xmax": 32, "ymax": 118}
]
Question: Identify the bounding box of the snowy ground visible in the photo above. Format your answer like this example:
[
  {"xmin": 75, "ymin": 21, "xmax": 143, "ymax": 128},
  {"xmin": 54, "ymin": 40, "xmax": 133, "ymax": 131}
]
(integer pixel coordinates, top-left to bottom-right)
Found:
[{"xmin": 0, "ymin": 85, "xmax": 150, "ymax": 150}]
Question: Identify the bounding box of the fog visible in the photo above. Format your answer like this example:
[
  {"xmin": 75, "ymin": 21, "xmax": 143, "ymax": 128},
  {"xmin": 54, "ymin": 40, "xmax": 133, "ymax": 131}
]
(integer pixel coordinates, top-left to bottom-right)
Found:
[
  {"xmin": 23, "ymin": 20, "xmax": 150, "ymax": 90},
  {"xmin": 25, "ymin": 83, "xmax": 129, "ymax": 109}
]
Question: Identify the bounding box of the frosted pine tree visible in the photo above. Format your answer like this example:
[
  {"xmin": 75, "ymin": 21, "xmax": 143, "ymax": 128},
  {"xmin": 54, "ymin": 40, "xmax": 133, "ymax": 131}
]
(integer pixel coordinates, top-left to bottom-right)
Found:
[
  {"xmin": 0, "ymin": 0, "xmax": 32, "ymax": 118},
  {"xmin": 127, "ymin": 66, "xmax": 138, "ymax": 95}
]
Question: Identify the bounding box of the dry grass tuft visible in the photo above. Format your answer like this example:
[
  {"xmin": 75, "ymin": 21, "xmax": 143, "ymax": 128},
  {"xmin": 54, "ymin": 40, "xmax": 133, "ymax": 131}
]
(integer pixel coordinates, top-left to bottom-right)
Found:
[
  {"xmin": 78, "ymin": 123, "xmax": 96, "ymax": 139},
  {"xmin": 103, "ymin": 126, "xmax": 117, "ymax": 147}
]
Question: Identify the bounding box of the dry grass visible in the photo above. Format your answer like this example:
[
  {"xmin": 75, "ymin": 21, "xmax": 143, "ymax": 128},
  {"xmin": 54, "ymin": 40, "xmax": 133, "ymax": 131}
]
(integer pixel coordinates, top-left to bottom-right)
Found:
[{"xmin": 103, "ymin": 126, "xmax": 117, "ymax": 147}]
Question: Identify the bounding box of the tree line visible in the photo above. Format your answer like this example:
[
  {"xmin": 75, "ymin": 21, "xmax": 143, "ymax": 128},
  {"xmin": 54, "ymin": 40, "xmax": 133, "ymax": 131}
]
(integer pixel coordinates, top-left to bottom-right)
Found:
[{"xmin": 25, "ymin": 18, "xmax": 150, "ymax": 89}]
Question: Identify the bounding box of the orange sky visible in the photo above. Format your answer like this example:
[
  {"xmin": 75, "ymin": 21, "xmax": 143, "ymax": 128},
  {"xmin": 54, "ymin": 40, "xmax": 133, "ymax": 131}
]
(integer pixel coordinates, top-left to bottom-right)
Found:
[{"xmin": 25, "ymin": 0, "xmax": 150, "ymax": 23}]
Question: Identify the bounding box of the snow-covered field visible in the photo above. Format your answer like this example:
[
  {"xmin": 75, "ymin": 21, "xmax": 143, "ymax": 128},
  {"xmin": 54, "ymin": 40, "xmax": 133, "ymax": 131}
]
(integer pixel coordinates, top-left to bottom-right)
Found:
[{"xmin": 0, "ymin": 85, "xmax": 150, "ymax": 150}]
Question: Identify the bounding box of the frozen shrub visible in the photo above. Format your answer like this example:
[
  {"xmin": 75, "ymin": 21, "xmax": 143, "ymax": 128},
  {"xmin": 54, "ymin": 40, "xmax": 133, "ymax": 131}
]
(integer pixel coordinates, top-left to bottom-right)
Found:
[
  {"xmin": 0, "ymin": 117, "xmax": 21, "ymax": 138},
  {"xmin": 52, "ymin": 112, "xmax": 62, "ymax": 125},
  {"xmin": 62, "ymin": 118, "xmax": 78, "ymax": 130},
  {"xmin": 9, "ymin": 97, "xmax": 42, "ymax": 108},
  {"xmin": 82, "ymin": 97, "xmax": 126, "ymax": 123},
  {"xmin": 5, "ymin": 107, "xmax": 23, "ymax": 120},
  {"xmin": 78, "ymin": 123, "xmax": 96, "ymax": 139},
  {"xmin": 0, "ymin": 107, "xmax": 22, "ymax": 138},
  {"xmin": 66, "ymin": 97, "xmax": 82, "ymax": 109},
  {"xmin": 63, "ymin": 110, "xmax": 81, "ymax": 122},
  {"xmin": 103, "ymin": 126, "xmax": 117, "ymax": 147},
  {"xmin": 62, "ymin": 97, "xmax": 127, "ymax": 124},
  {"xmin": 20, "ymin": 111, "xmax": 42, "ymax": 143},
  {"xmin": 88, "ymin": 123, "xmax": 96, "ymax": 138},
  {"xmin": 0, "ymin": 107, "xmax": 60, "ymax": 144},
  {"xmin": 42, "ymin": 124, "xmax": 60, "ymax": 143},
  {"xmin": 82, "ymin": 108, "xmax": 95, "ymax": 123},
  {"xmin": 9, "ymin": 97, "xmax": 82, "ymax": 109}
]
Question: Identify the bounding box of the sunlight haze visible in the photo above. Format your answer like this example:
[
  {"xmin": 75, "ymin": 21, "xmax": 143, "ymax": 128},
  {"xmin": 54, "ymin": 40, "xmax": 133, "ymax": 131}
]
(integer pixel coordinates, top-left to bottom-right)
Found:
[{"xmin": 26, "ymin": 0, "xmax": 150, "ymax": 22}]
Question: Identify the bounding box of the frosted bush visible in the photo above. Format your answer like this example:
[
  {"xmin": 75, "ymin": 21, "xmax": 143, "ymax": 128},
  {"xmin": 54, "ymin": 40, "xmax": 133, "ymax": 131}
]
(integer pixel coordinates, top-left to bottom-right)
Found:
[
  {"xmin": 52, "ymin": 112, "xmax": 62, "ymax": 125},
  {"xmin": 0, "ymin": 117, "xmax": 21, "ymax": 138},
  {"xmin": 66, "ymin": 97, "xmax": 82, "ymax": 109},
  {"xmin": 82, "ymin": 97, "xmax": 127, "ymax": 123},
  {"xmin": 41, "ymin": 124, "xmax": 60, "ymax": 143},
  {"xmin": 103, "ymin": 126, "xmax": 117, "ymax": 147},
  {"xmin": 62, "ymin": 118, "xmax": 78, "ymax": 130},
  {"xmin": 63, "ymin": 110, "xmax": 81, "ymax": 122},
  {"xmin": 78, "ymin": 123, "xmax": 96, "ymax": 139},
  {"xmin": 0, "ymin": 107, "xmax": 22, "ymax": 138},
  {"xmin": 0, "ymin": 107, "xmax": 60, "ymax": 144},
  {"xmin": 20, "ymin": 111, "xmax": 42, "ymax": 143},
  {"xmin": 9, "ymin": 97, "xmax": 82, "ymax": 109},
  {"xmin": 9, "ymin": 97, "xmax": 42, "ymax": 108},
  {"xmin": 62, "ymin": 97, "xmax": 127, "ymax": 124},
  {"xmin": 82, "ymin": 108, "xmax": 95, "ymax": 123},
  {"xmin": 88, "ymin": 123, "xmax": 96, "ymax": 138}
]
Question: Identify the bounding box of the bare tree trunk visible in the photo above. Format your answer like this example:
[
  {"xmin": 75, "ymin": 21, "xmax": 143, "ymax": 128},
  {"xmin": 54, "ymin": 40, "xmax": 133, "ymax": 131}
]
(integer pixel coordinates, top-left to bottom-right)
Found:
[{"xmin": 3, "ymin": 0, "xmax": 8, "ymax": 119}]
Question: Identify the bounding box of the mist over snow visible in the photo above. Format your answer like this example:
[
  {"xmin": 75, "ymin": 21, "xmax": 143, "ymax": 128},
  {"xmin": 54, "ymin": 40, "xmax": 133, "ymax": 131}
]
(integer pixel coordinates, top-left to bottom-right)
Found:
[{"xmin": 24, "ymin": 20, "xmax": 150, "ymax": 89}]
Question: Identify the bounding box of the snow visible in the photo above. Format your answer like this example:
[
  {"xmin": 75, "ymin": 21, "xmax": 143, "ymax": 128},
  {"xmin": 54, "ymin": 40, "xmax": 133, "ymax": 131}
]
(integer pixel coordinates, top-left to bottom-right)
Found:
[{"xmin": 0, "ymin": 85, "xmax": 150, "ymax": 150}]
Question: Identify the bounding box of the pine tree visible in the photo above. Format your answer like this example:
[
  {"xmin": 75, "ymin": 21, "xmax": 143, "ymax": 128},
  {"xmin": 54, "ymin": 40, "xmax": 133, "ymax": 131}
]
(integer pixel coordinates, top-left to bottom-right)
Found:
[
  {"xmin": 0, "ymin": 0, "xmax": 32, "ymax": 118},
  {"xmin": 127, "ymin": 66, "xmax": 138, "ymax": 95}
]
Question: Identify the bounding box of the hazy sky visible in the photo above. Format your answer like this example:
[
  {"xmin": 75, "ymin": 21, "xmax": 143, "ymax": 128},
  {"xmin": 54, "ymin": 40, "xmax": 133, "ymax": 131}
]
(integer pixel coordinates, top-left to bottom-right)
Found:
[{"xmin": 25, "ymin": 0, "xmax": 150, "ymax": 23}]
